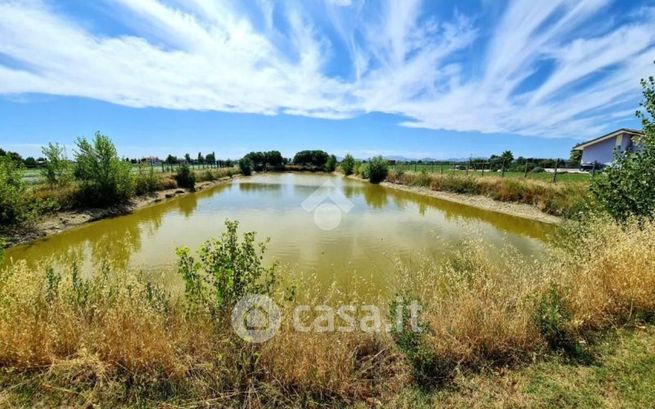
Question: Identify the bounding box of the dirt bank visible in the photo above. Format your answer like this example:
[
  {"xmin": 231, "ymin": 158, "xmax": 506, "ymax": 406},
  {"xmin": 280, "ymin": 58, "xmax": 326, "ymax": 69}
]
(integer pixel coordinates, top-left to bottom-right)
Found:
[
  {"xmin": 381, "ymin": 181, "xmax": 562, "ymax": 224},
  {"xmin": 3, "ymin": 176, "xmax": 238, "ymax": 248},
  {"xmin": 344, "ymin": 174, "xmax": 561, "ymax": 224}
]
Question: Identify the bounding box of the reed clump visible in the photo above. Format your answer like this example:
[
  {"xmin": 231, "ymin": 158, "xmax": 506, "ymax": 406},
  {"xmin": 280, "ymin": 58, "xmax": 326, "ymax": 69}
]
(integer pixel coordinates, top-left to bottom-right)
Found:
[
  {"xmin": 386, "ymin": 170, "xmax": 588, "ymax": 217},
  {"xmin": 0, "ymin": 217, "xmax": 654, "ymax": 406},
  {"xmin": 194, "ymin": 166, "xmax": 239, "ymax": 182}
]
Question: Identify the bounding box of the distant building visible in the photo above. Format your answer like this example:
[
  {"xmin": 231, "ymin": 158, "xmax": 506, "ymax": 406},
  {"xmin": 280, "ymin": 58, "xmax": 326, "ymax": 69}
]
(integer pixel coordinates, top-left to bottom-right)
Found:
[{"xmin": 573, "ymin": 128, "xmax": 643, "ymax": 169}]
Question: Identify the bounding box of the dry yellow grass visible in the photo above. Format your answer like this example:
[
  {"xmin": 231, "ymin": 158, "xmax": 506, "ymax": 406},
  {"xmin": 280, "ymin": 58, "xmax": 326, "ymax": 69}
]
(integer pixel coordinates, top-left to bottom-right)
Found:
[
  {"xmin": 386, "ymin": 170, "xmax": 588, "ymax": 217},
  {"xmin": 0, "ymin": 217, "xmax": 654, "ymax": 406}
]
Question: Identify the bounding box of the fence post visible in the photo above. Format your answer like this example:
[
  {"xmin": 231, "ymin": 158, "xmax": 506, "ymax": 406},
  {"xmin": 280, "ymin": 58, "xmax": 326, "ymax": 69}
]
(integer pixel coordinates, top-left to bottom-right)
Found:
[
  {"xmin": 552, "ymin": 159, "xmax": 559, "ymax": 183},
  {"xmin": 440, "ymin": 163, "xmax": 444, "ymax": 174},
  {"xmin": 592, "ymin": 162, "xmax": 596, "ymax": 177},
  {"xmin": 524, "ymin": 161, "xmax": 529, "ymax": 178}
]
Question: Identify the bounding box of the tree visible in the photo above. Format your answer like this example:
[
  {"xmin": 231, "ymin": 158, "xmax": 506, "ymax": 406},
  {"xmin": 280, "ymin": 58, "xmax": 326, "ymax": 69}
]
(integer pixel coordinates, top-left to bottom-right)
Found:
[
  {"xmin": 569, "ymin": 149, "xmax": 582, "ymax": 168},
  {"xmin": 175, "ymin": 163, "xmax": 196, "ymax": 189},
  {"xmin": 165, "ymin": 154, "xmax": 178, "ymax": 165},
  {"xmin": 243, "ymin": 151, "xmax": 284, "ymax": 171},
  {"xmin": 325, "ymin": 154, "xmax": 337, "ymax": 172},
  {"xmin": 239, "ymin": 157, "xmax": 253, "ymax": 176},
  {"xmin": 1, "ymin": 150, "xmax": 22, "ymax": 163},
  {"xmin": 205, "ymin": 152, "xmax": 216, "ymax": 166},
  {"xmin": 292, "ymin": 150, "xmax": 329, "ymax": 168},
  {"xmin": 41, "ymin": 142, "xmax": 71, "ymax": 185},
  {"xmin": 591, "ymin": 64, "xmax": 655, "ymax": 221},
  {"xmin": 197, "ymin": 152, "xmax": 204, "ymax": 164},
  {"xmin": 264, "ymin": 151, "xmax": 284, "ymax": 169},
  {"xmin": 184, "ymin": 153, "xmax": 192, "ymax": 164},
  {"xmin": 341, "ymin": 153, "xmax": 355, "ymax": 175},
  {"xmin": 367, "ymin": 156, "xmax": 389, "ymax": 184},
  {"xmin": 0, "ymin": 155, "xmax": 33, "ymax": 225},
  {"xmin": 74, "ymin": 132, "xmax": 134, "ymax": 206},
  {"xmin": 23, "ymin": 157, "xmax": 37, "ymax": 168},
  {"xmin": 500, "ymin": 150, "xmax": 514, "ymax": 176}
]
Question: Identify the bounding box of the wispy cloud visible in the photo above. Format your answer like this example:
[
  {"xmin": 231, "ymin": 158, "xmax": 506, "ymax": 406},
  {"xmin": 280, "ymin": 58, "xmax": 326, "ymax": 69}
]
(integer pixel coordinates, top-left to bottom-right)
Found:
[{"xmin": 0, "ymin": 0, "xmax": 653, "ymax": 139}]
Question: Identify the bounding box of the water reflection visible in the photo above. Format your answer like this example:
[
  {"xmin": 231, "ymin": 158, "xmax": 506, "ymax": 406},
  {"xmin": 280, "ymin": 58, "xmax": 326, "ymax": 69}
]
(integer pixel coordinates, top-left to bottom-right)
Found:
[{"xmin": 5, "ymin": 173, "xmax": 555, "ymax": 293}]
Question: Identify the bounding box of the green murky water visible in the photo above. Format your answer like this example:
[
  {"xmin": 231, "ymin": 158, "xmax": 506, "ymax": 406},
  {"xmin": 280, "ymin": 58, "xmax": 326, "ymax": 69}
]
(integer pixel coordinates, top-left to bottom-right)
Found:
[{"xmin": 5, "ymin": 173, "xmax": 554, "ymax": 292}]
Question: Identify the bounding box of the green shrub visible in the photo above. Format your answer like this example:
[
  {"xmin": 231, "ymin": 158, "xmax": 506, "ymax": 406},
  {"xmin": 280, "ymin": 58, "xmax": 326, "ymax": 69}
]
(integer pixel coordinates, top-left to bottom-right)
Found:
[
  {"xmin": 341, "ymin": 153, "xmax": 355, "ymax": 176},
  {"xmin": 531, "ymin": 166, "xmax": 545, "ymax": 173},
  {"xmin": 0, "ymin": 155, "xmax": 40, "ymax": 226},
  {"xmin": 389, "ymin": 297, "xmax": 453, "ymax": 387},
  {"xmin": 73, "ymin": 132, "xmax": 134, "ymax": 206},
  {"xmin": 175, "ymin": 164, "xmax": 196, "ymax": 190},
  {"xmin": 367, "ymin": 156, "xmax": 389, "ymax": 184},
  {"xmin": 239, "ymin": 158, "xmax": 253, "ymax": 176},
  {"xmin": 135, "ymin": 164, "xmax": 161, "ymax": 195},
  {"xmin": 202, "ymin": 169, "xmax": 216, "ymax": 181},
  {"xmin": 40, "ymin": 142, "xmax": 71, "ymax": 186},
  {"xmin": 591, "ymin": 66, "xmax": 655, "ymax": 222},
  {"xmin": 325, "ymin": 154, "xmax": 337, "ymax": 172},
  {"xmin": 176, "ymin": 219, "xmax": 277, "ymax": 312},
  {"xmin": 533, "ymin": 284, "xmax": 581, "ymax": 357}
]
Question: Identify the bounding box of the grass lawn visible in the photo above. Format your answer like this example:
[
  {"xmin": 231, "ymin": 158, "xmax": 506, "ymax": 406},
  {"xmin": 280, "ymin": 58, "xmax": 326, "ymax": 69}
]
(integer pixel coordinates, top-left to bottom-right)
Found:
[{"xmin": 380, "ymin": 326, "xmax": 655, "ymax": 408}]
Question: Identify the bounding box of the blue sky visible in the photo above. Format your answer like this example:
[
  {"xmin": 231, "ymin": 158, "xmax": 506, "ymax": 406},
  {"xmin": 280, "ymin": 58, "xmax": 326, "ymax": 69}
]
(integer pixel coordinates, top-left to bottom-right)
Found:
[{"xmin": 0, "ymin": 0, "xmax": 653, "ymax": 160}]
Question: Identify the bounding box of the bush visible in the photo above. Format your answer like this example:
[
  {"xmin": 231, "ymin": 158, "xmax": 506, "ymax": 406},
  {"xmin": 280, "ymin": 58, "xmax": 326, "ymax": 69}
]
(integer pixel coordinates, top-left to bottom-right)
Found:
[
  {"xmin": 0, "ymin": 156, "xmax": 38, "ymax": 226},
  {"xmin": 135, "ymin": 164, "xmax": 161, "ymax": 195},
  {"xmin": 531, "ymin": 166, "xmax": 545, "ymax": 173},
  {"xmin": 159, "ymin": 176, "xmax": 177, "ymax": 190},
  {"xmin": 202, "ymin": 169, "xmax": 216, "ymax": 181},
  {"xmin": 176, "ymin": 219, "xmax": 277, "ymax": 312},
  {"xmin": 591, "ymin": 65, "xmax": 655, "ymax": 222},
  {"xmin": 325, "ymin": 154, "xmax": 337, "ymax": 172},
  {"xmin": 356, "ymin": 161, "xmax": 369, "ymax": 178},
  {"xmin": 239, "ymin": 158, "xmax": 253, "ymax": 176},
  {"xmin": 533, "ymin": 284, "xmax": 580, "ymax": 356},
  {"xmin": 341, "ymin": 153, "xmax": 355, "ymax": 176},
  {"xmin": 367, "ymin": 156, "xmax": 389, "ymax": 184},
  {"xmin": 389, "ymin": 297, "xmax": 453, "ymax": 387},
  {"xmin": 174, "ymin": 164, "xmax": 196, "ymax": 190},
  {"xmin": 41, "ymin": 142, "xmax": 71, "ymax": 186},
  {"xmin": 73, "ymin": 132, "xmax": 134, "ymax": 206}
]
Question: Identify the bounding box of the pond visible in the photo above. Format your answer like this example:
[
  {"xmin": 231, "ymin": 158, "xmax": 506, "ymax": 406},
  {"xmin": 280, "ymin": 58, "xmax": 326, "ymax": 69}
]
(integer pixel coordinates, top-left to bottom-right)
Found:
[{"xmin": 5, "ymin": 173, "xmax": 554, "ymax": 294}]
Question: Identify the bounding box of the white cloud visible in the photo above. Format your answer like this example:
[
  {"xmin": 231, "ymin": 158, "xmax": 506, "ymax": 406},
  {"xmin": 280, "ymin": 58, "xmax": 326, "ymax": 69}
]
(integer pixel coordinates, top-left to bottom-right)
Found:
[{"xmin": 0, "ymin": 0, "xmax": 653, "ymax": 139}]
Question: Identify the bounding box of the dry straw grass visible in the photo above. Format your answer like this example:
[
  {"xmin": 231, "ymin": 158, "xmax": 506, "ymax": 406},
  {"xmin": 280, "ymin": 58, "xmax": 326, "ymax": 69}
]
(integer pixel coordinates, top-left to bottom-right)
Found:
[
  {"xmin": 0, "ymin": 217, "xmax": 654, "ymax": 406},
  {"xmin": 386, "ymin": 170, "xmax": 588, "ymax": 217}
]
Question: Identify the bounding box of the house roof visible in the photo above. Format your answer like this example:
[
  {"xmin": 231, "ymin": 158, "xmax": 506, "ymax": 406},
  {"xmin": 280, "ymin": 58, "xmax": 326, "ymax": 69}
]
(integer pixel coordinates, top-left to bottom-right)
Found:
[{"xmin": 573, "ymin": 128, "xmax": 643, "ymax": 150}]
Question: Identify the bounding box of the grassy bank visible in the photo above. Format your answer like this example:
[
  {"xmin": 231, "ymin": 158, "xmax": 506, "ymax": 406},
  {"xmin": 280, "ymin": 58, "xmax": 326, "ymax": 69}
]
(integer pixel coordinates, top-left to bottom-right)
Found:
[
  {"xmin": 386, "ymin": 325, "xmax": 655, "ymax": 408},
  {"xmin": 30, "ymin": 166, "xmax": 240, "ymax": 211},
  {"xmin": 389, "ymin": 164, "xmax": 592, "ymax": 184},
  {"xmin": 0, "ymin": 216, "xmax": 653, "ymax": 407},
  {"xmin": 385, "ymin": 170, "xmax": 589, "ymax": 217}
]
